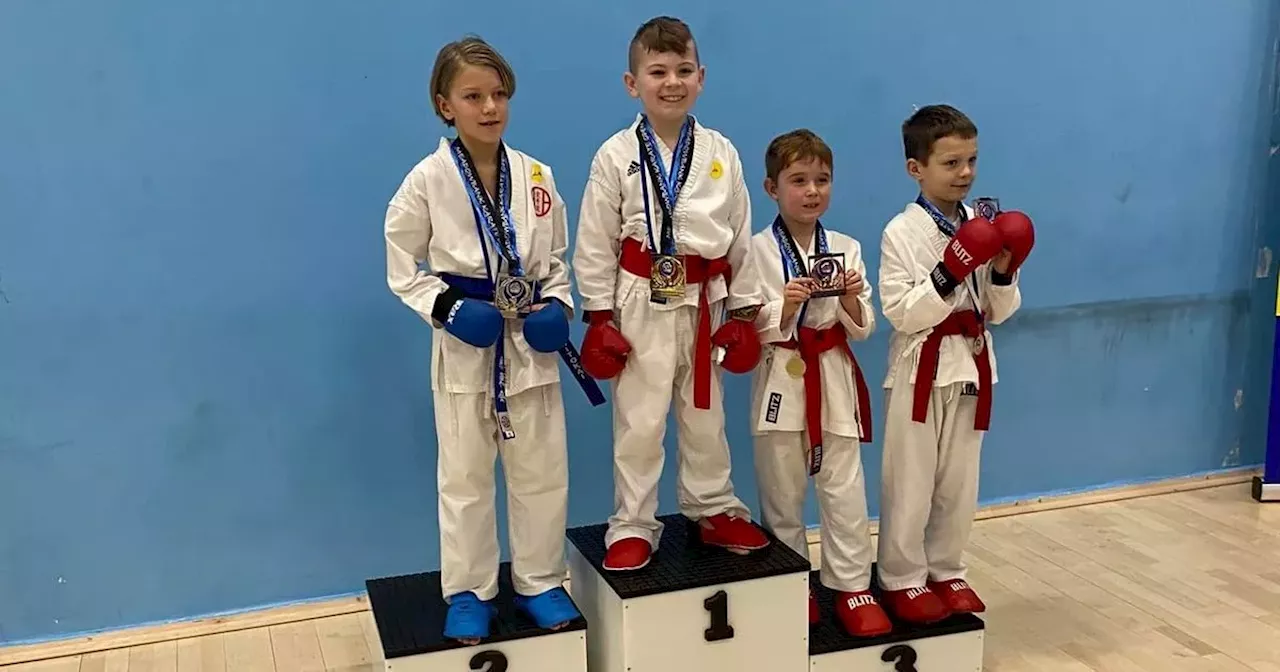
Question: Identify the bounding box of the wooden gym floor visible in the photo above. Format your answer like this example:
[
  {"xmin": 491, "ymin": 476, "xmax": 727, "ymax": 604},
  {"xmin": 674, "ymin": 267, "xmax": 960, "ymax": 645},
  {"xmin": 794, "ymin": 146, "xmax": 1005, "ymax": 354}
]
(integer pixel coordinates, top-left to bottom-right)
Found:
[{"xmin": 3, "ymin": 481, "xmax": 1279, "ymax": 671}]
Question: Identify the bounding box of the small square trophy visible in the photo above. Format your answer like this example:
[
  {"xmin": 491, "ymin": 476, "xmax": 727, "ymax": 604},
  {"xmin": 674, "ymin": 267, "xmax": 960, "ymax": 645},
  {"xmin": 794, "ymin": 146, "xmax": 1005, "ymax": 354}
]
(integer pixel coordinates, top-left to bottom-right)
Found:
[
  {"xmin": 495, "ymin": 273, "xmax": 535, "ymax": 318},
  {"xmin": 973, "ymin": 196, "xmax": 1001, "ymax": 221},
  {"xmin": 808, "ymin": 252, "xmax": 847, "ymax": 298}
]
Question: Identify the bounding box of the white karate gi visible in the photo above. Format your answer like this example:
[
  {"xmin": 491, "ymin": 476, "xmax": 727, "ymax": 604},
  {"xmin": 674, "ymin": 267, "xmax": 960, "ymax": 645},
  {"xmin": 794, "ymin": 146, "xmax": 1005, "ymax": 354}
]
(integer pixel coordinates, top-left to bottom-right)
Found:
[
  {"xmin": 749, "ymin": 226, "xmax": 877, "ymax": 592},
  {"xmin": 385, "ymin": 138, "xmax": 573, "ymax": 602},
  {"xmin": 876, "ymin": 200, "xmax": 1021, "ymax": 591},
  {"xmin": 573, "ymin": 115, "xmax": 763, "ymax": 548}
]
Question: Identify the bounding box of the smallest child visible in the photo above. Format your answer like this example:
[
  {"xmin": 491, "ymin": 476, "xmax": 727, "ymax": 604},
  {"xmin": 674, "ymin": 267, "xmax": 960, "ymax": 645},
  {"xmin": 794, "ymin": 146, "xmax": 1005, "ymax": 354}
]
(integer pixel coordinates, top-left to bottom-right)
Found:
[{"xmin": 748, "ymin": 129, "xmax": 891, "ymax": 637}]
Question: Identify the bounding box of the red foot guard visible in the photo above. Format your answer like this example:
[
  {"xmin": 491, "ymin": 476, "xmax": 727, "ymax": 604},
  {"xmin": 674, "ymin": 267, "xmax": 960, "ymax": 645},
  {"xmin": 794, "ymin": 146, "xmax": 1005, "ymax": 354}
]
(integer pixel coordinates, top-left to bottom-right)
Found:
[
  {"xmin": 927, "ymin": 579, "xmax": 986, "ymax": 613},
  {"xmin": 835, "ymin": 590, "xmax": 893, "ymax": 637},
  {"xmin": 698, "ymin": 513, "xmax": 770, "ymax": 554},
  {"xmin": 881, "ymin": 586, "xmax": 951, "ymax": 624},
  {"xmin": 603, "ymin": 538, "xmax": 651, "ymax": 572}
]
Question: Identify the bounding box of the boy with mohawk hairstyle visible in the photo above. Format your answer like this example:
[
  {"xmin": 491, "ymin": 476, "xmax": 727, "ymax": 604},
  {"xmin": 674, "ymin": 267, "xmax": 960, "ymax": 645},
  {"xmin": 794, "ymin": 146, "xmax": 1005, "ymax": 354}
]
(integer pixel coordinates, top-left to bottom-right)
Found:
[
  {"xmin": 748, "ymin": 128, "xmax": 891, "ymax": 637},
  {"xmin": 876, "ymin": 104, "xmax": 1034, "ymax": 624},
  {"xmin": 572, "ymin": 16, "xmax": 770, "ymax": 572}
]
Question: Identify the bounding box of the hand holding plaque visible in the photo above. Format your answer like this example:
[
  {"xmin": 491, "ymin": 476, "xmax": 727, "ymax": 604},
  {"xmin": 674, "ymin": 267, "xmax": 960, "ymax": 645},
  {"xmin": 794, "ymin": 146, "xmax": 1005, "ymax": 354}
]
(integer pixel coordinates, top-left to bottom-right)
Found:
[{"xmin": 808, "ymin": 252, "xmax": 847, "ymax": 298}]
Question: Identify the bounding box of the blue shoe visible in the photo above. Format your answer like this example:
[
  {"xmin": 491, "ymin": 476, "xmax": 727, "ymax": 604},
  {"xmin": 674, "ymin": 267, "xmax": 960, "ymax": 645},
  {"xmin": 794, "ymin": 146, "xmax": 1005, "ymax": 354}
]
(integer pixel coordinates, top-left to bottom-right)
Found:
[
  {"xmin": 515, "ymin": 587, "xmax": 581, "ymax": 630},
  {"xmin": 443, "ymin": 592, "xmax": 496, "ymax": 642}
]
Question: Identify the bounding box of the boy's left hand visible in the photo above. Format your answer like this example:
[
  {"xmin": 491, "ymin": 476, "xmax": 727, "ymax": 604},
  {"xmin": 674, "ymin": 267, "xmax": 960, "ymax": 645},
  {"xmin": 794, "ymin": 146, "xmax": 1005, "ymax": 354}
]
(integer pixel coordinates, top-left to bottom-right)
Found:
[
  {"xmin": 992, "ymin": 249, "xmax": 1013, "ymax": 274},
  {"xmin": 843, "ymin": 269, "xmax": 865, "ymax": 296}
]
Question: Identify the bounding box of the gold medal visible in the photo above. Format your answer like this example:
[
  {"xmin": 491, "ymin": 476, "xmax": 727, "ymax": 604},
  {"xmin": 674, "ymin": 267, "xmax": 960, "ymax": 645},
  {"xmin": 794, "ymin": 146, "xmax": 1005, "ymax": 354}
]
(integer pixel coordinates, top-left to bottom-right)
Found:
[
  {"xmin": 650, "ymin": 254, "xmax": 686, "ymax": 299},
  {"xmin": 786, "ymin": 354, "xmax": 806, "ymax": 378},
  {"xmin": 972, "ymin": 334, "xmax": 985, "ymax": 355}
]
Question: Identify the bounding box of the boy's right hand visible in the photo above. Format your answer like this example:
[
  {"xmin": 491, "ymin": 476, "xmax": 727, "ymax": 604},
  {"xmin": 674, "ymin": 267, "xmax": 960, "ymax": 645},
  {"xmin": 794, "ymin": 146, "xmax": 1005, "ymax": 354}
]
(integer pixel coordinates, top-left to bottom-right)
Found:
[
  {"xmin": 932, "ymin": 218, "xmax": 1003, "ymax": 296},
  {"xmin": 781, "ymin": 278, "xmax": 814, "ymax": 326}
]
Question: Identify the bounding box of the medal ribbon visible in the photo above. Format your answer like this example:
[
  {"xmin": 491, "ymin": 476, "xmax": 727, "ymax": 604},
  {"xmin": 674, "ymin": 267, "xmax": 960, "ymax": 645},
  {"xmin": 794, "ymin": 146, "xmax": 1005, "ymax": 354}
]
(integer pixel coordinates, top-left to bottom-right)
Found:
[
  {"xmin": 771, "ymin": 215, "xmax": 830, "ymax": 331},
  {"xmin": 452, "ymin": 138, "xmax": 525, "ymax": 278},
  {"xmin": 636, "ymin": 116, "xmax": 695, "ymax": 256},
  {"xmin": 450, "ymin": 138, "xmax": 525, "ymax": 440}
]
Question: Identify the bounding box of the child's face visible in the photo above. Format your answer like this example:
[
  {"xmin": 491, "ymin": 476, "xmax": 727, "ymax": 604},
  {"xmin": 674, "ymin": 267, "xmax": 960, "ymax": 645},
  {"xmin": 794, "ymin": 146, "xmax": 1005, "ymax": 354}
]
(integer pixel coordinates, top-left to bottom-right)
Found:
[
  {"xmin": 624, "ymin": 44, "xmax": 704, "ymax": 127},
  {"xmin": 437, "ymin": 63, "xmax": 509, "ymax": 148},
  {"xmin": 908, "ymin": 134, "xmax": 978, "ymax": 205},
  {"xmin": 766, "ymin": 157, "xmax": 832, "ymax": 228}
]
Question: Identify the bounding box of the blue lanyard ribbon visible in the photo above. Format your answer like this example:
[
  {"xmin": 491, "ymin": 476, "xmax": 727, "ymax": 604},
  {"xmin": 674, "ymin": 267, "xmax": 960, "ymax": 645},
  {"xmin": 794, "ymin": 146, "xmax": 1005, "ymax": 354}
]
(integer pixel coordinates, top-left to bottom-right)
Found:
[
  {"xmin": 636, "ymin": 116, "xmax": 695, "ymax": 255},
  {"xmin": 451, "ymin": 139, "xmax": 524, "ymax": 278},
  {"xmin": 771, "ymin": 215, "xmax": 830, "ymax": 330}
]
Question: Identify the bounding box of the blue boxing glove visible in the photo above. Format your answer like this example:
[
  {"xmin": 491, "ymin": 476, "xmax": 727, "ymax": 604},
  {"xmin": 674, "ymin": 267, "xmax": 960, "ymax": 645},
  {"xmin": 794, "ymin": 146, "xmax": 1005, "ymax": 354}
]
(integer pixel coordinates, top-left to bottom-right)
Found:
[
  {"xmin": 431, "ymin": 286, "xmax": 503, "ymax": 348},
  {"xmin": 522, "ymin": 299, "xmax": 570, "ymax": 353}
]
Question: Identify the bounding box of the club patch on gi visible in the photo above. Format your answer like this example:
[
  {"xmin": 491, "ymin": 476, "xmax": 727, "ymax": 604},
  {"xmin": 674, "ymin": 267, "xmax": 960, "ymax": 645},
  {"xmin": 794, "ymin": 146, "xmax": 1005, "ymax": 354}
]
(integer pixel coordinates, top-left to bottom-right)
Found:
[{"xmin": 531, "ymin": 186, "xmax": 552, "ymax": 217}]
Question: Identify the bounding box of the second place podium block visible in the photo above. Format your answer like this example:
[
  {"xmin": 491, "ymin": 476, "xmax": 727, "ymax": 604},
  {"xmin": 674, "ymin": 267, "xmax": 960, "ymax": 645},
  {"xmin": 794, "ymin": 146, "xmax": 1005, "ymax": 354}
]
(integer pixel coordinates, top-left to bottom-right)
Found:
[{"xmin": 566, "ymin": 513, "xmax": 813, "ymax": 672}]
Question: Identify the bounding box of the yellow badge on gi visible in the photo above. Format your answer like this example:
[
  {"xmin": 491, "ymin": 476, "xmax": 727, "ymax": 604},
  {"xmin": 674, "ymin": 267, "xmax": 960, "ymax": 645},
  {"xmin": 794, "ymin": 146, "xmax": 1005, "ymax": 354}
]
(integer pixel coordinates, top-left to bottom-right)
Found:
[
  {"xmin": 709, "ymin": 160, "xmax": 723, "ymax": 180},
  {"xmin": 531, "ymin": 162, "xmax": 544, "ymax": 184}
]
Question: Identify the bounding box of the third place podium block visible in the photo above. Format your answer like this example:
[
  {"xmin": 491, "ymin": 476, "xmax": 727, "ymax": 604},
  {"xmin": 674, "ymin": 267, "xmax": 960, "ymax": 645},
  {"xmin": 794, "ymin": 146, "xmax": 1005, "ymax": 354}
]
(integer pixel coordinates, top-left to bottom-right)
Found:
[
  {"xmin": 566, "ymin": 513, "xmax": 812, "ymax": 672},
  {"xmin": 808, "ymin": 567, "xmax": 985, "ymax": 671}
]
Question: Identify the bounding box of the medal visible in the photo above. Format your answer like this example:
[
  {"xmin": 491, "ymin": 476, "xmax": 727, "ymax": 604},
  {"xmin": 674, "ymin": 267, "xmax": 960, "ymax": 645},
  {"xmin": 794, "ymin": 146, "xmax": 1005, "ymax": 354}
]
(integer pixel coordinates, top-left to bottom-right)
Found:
[
  {"xmin": 808, "ymin": 252, "xmax": 847, "ymax": 298},
  {"xmin": 786, "ymin": 354, "xmax": 806, "ymax": 378},
  {"xmin": 973, "ymin": 197, "xmax": 1001, "ymax": 221},
  {"xmin": 495, "ymin": 274, "xmax": 534, "ymax": 318},
  {"xmin": 649, "ymin": 254, "xmax": 686, "ymax": 299},
  {"xmin": 972, "ymin": 334, "xmax": 985, "ymax": 355}
]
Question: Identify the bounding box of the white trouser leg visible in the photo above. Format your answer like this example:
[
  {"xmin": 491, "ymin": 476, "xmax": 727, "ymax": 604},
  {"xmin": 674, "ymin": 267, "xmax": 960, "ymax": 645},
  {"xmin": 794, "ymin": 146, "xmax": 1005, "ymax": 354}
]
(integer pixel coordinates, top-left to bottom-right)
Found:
[
  {"xmin": 500, "ymin": 385, "xmax": 570, "ymax": 596},
  {"xmin": 606, "ymin": 298, "xmax": 678, "ymax": 548},
  {"xmin": 877, "ymin": 380, "xmax": 948, "ymax": 591},
  {"xmin": 924, "ymin": 386, "xmax": 983, "ymax": 583},
  {"xmin": 752, "ymin": 431, "xmax": 810, "ymax": 559},
  {"xmin": 671, "ymin": 303, "xmax": 749, "ymax": 522},
  {"xmin": 435, "ymin": 390, "xmax": 501, "ymax": 602},
  {"xmin": 813, "ymin": 433, "xmax": 874, "ymax": 593}
]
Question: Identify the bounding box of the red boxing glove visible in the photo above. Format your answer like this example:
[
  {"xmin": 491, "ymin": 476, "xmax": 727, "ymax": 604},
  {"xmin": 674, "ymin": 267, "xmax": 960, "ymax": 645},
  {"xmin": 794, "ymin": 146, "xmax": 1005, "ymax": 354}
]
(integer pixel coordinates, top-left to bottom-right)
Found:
[
  {"xmin": 711, "ymin": 316, "xmax": 761, "ymax": 374},
  {"xmin": 931, "ymin": 217, "xmax": 1003, "ymax": 296},
  {"xmin": 993, "ymin": 210, "xmax": 1035, "ymax": 275},
  {"xmin": 581, "ymin": 310, "xmax": 632, "ymax": 380}
]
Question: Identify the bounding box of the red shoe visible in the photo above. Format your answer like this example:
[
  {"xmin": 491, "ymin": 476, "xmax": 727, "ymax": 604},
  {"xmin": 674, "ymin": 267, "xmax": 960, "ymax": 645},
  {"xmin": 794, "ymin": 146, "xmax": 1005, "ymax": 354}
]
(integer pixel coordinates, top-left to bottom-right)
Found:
[
  {"xmin": 698, "ymin": 514, "xmax": 770, "ymax": 554},
  {"xmin": 927, "ymin": 579, "xmax": 986, "ymax": 613},
  {"xmin": 809, "ymin": 589, "xmax": 819, "ymax": 624},
  {"xmin": 834, "ymin": 590, "xmax": 892, "ymax": 637},
  {"xmin": 881, "ymin": 586, "xmax": 951, "ymax": 624},
  {"xmin": 603, "ymin": 538, "xmax": 651, "ymax": 571}
]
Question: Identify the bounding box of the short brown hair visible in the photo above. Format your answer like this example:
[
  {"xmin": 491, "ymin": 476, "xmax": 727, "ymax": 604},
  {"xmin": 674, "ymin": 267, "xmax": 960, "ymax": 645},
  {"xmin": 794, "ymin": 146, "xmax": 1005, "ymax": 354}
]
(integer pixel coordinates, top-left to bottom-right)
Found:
[
  {"xmin": 902, "ymin": 104, "xmax": 977, "ymax": 163},
  {"xmin": 628, "ymin": 16, "xmax": 698, "ymax": 73},
  {"xmin": 765, "ymin": 129, "xmax": 833, "ymax": 182},
  {"xmin": 429, "ymin": 36, "xmax": 517, "ymax": 127}
]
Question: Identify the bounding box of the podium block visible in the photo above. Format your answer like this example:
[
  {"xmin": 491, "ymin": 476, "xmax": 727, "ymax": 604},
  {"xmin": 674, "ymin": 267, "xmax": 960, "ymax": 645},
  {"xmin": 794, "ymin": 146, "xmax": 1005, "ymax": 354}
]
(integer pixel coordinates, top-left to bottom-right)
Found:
[
  {"xmin": 365, "ymin": 562, "xmax": 588, "ymax": 672},
  {"xmin": 566, "ymin": 514, "xmax": 812, "ymax": 672},
  {"xmin": 808, "ymin": 567, "xmax": 984, "ymax": 672}
]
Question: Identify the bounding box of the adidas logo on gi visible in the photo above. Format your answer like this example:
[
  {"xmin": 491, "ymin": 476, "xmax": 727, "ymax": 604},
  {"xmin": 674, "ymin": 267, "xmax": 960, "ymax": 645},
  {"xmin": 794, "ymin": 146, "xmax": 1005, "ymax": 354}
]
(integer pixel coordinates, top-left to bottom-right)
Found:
[{"xmin": 627, "ymin": 161, "xmax": 641, "ymax": 176}]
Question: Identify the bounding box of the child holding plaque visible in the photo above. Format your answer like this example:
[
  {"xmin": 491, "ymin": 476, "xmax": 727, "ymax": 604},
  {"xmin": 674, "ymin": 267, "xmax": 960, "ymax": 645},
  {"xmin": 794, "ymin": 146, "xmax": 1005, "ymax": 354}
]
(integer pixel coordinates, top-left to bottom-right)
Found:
[
  {"xmin": 384, "ymin": 36, "xmax": 596, "ymax": 643},
  {"xmin": 876, "ymin": 104, "xmax": 1034, "ymax": 624},
  {"xmin": 572, "ymin": 15, "xmax": 770, "ymax": 572},
  {"xmin": 747, "ymin": 129, "xmax": 890, "ymax": 637}
]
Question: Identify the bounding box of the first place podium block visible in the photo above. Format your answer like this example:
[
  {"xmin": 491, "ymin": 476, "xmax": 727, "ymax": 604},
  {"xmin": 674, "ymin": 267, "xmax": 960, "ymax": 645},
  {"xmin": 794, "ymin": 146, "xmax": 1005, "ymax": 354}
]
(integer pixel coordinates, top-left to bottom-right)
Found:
[
  {"xmin": 566, "ymin": 514, "xmax": 812, "ymax": 672},
  {"xmin": 366, "ymin": 562, "xmax": 588, "ymax": 672}
]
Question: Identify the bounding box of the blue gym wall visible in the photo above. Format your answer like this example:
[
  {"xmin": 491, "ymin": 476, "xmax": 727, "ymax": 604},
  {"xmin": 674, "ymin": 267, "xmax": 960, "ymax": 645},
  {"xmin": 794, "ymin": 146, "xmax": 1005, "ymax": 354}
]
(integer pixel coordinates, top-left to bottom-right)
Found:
[{"xmin": 2, "ymin": 0, "xmax": 1278, "ymax": 646}]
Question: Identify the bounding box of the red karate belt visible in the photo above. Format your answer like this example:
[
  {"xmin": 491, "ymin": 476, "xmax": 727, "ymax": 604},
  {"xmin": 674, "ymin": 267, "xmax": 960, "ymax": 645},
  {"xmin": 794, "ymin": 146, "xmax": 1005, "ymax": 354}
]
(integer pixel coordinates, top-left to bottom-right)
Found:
[
  {"xmin": 619, "ymin": 237, "xmax": 730, "ymax": 410},
  {"xmin": 776, "ymin": 325, "xmax": 874, "ymax": 474},
  {"xmin": 913, "ymin": 310, "xmax": 992, "ymax": 431}
]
